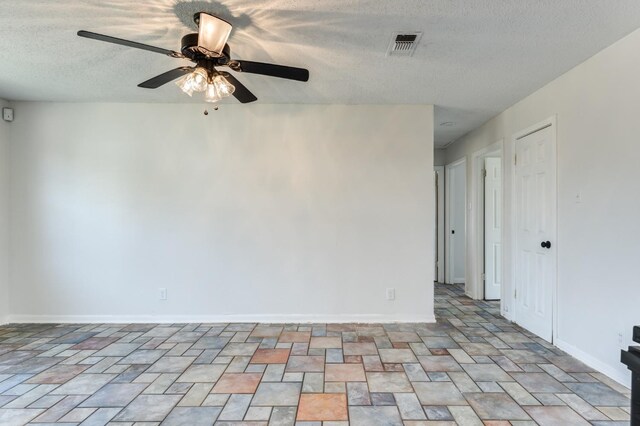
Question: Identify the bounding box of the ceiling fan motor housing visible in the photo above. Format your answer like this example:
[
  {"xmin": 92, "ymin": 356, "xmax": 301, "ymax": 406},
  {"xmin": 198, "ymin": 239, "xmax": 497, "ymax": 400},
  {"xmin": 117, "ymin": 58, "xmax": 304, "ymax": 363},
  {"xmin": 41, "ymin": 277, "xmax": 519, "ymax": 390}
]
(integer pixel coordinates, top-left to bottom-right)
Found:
[{"xmin": 181, "ymin": 33, "xmax": 231, "ymax": 62}]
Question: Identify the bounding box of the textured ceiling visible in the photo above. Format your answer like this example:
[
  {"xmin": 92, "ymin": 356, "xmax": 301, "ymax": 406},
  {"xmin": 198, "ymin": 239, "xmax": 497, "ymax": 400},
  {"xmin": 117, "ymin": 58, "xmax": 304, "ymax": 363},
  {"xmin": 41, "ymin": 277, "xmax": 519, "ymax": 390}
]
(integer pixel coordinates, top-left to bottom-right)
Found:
[{"xmin": 1, "ymin": 1, "xmax": 640, "ymax": 146}]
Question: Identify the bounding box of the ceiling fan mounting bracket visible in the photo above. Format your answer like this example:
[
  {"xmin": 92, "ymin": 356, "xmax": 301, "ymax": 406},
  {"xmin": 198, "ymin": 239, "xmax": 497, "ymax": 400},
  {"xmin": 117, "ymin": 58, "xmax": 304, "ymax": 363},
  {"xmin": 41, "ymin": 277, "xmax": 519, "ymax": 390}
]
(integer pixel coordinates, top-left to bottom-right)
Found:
[{"xmin": 193, "ymin": 12, "xmax": 231, "ymax": 27}]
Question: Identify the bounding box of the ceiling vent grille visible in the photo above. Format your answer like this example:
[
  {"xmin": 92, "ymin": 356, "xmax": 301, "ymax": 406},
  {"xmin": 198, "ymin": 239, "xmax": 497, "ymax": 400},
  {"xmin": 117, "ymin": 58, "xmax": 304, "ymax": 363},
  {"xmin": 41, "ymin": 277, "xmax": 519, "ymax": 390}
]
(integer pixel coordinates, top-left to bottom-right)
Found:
[{"xmin": 387, "ymin": 32, "xmax": 422, "ymax": 57}]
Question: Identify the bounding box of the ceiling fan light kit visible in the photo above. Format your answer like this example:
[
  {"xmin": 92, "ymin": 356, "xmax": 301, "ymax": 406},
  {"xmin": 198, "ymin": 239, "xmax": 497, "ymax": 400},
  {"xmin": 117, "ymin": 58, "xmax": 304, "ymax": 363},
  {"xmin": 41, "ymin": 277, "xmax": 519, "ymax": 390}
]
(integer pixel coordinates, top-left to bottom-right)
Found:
[
  {"xmin": 174, "ymin": 65, "xmax": 235, "ymax": 103},
  {"xmin": 77, "ymin": 12, "xmax": 309, "ymax": 105},
  {"xmin": 175, "ymin": 66, "xmax": 208, "ymax": 96}
]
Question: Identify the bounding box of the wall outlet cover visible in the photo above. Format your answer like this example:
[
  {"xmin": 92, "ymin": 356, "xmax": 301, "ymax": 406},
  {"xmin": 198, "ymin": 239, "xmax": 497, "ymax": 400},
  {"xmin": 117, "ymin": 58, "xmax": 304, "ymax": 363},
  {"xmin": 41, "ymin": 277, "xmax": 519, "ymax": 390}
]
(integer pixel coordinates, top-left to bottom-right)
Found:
[{"xmin": 2, "ymin": 108, "xmax": 13, "ymax": 122}]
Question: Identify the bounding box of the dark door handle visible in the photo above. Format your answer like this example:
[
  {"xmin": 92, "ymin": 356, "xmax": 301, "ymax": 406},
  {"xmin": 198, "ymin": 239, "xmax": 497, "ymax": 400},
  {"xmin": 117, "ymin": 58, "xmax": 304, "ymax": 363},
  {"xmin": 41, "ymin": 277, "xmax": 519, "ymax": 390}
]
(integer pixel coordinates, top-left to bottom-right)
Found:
[
  {"xmin": 541, "ymin": 241, "xmax": 551, "ymax": 249},
  {"xmin": 451, "ymin": 230, "xmax": 455, "ymax": 234}
]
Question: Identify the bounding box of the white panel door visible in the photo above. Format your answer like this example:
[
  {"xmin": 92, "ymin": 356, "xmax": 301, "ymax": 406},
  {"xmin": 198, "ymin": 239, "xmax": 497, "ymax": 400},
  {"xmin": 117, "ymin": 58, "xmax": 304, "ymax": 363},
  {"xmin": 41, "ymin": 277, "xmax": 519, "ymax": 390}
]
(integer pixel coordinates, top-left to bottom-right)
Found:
[
  {"xmin": 446, "ymin": 161, "xmax": 466, "ymax": 284},
  {"xmin": 514, "ymin": 125, "xmax": 556, "ymax": 342},
  {"xmin": 484, "ymin": 157, "xmax": 502, "ymax": 300},
  {"xmin": 434, "ymin": 166, "xmax": 445, "ymax": 283},
  {"xmin": 434, "ymin": 170, "xmax": 439, "ymax": 280}
]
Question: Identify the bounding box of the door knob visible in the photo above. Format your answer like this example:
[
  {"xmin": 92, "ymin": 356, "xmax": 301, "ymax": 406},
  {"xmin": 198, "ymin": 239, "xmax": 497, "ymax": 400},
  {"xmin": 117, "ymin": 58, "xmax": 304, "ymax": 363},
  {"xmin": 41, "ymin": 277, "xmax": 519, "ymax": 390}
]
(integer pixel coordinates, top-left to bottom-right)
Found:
[{"xmin": 541, "ymin": 241, "xmax": 551, "ymax": 249}]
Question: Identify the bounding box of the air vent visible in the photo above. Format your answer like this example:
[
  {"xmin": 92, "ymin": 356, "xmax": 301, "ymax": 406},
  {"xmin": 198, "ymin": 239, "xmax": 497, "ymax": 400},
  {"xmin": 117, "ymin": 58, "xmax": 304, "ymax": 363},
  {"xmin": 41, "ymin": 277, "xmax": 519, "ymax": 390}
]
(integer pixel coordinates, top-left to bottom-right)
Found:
[{"xmin": 387, "ymin": 32, "xmax": 422, "ymax": 57}]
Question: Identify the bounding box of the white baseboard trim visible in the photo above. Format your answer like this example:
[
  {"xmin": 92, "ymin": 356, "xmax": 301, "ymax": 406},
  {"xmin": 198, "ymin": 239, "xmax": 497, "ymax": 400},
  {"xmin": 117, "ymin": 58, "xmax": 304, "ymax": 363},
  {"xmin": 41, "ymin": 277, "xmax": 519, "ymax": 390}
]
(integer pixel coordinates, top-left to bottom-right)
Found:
[
  {"xmin": 7, "ymin": 313, "xmax": 436, "ymax": 325},
  {"xmin": 500, "ymin": 308, "xmax": 513, "ymax": 321},
  {"xmin": 555, "ymin": 338, "xmax": 630, "ymax": 388}
]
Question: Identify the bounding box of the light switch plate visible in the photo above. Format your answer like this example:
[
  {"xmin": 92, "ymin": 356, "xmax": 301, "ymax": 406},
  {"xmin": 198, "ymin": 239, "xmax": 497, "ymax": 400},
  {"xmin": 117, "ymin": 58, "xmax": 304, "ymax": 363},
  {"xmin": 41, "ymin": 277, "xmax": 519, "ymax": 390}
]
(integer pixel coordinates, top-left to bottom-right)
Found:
[
  {"xmin": 2, "ymin": 108, "xmax": 13, "ymax": 122},
  {"xmin": 386, "ymin": 288, "xmax": 395, "ymax": 301}
]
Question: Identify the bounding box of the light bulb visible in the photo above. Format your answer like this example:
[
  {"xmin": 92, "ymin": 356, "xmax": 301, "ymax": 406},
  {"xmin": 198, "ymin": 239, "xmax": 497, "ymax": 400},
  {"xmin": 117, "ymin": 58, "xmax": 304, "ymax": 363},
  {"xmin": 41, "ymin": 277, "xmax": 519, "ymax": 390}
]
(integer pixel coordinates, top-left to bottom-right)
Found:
[
  {"xmin": 213, "ymin": 75, "xmax": 235, "ymax": 97},
  {"xmin": 205, "ymin": 83, "xmax": 222, "ymax": 103},
  {"xmin": 175, "ymin": 73, "xmax": 194, "ymax": 96},
  {"xmin": 191, "ymin": 67, "xmax": 208, "ymax": 92}
]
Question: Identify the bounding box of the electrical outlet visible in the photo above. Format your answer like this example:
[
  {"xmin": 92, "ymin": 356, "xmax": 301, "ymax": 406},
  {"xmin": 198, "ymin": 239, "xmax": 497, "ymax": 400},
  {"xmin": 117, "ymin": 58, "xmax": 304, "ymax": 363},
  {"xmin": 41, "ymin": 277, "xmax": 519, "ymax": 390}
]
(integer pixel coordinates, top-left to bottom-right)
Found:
[
  {"xmin": 386, "ymin": 288, "xmax": 395, "ymax": 301},
  {"xmin": 159, "ymin": 288, "xmax": 167, "ymax": 301},
  {"xmin": 618, "ymin": 331, "xmax": 625, "ymax": 348},
  {"xmin": 2, "ymin": 107, "xmax": 13, "ymax": 122}
]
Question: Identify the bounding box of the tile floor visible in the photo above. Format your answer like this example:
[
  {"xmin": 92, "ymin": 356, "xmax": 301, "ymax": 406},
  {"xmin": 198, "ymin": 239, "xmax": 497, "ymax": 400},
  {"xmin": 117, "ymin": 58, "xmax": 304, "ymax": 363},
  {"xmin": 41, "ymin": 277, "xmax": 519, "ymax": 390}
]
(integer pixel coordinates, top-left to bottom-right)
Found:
[{"xmin": 0, "ymin": 283, "xmax": 631, "ymax": 425}]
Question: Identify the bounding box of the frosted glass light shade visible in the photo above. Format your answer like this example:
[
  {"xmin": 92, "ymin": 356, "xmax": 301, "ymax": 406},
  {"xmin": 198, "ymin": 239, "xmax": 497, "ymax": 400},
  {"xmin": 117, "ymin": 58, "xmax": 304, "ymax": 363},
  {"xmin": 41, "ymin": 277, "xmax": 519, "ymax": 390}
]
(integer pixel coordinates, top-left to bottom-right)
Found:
[
  {"xmin": 205, "ymin": 83, "xmax": 222, "ymax": 103},
  {"xmin": 198, "ymin": 13, "xmax": 232, "ymax": 57},
  {"xmin": 213, "ymin": 74, "xmax": 235, "ymax": 97},
  {"xmin": 175, "ymin": 73, "xmax": 195, "ymax": 96},
  {"xmin": 191, "ymin": 67, "xmax": 209, "ymax": 92}
]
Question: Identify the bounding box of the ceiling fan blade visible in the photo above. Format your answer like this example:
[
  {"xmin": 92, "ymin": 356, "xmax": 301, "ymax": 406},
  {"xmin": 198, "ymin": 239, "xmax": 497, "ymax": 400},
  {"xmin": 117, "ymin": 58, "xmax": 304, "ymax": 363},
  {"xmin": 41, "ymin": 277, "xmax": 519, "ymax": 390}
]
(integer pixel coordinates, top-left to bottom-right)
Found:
[
  {"xmin": 234, "ymin": 61, "xmax": 309, "ymax": 82},
  {"xmin": 222, "ymin": 73, "xmax": 258, "ymax": 103},
  {"xmin": 138, "ymin": 67, "xmax": 193, "ymax": 89},
  {"xmin": 77, "ymin": 30, "xmax": 184, "ymax": 58}
]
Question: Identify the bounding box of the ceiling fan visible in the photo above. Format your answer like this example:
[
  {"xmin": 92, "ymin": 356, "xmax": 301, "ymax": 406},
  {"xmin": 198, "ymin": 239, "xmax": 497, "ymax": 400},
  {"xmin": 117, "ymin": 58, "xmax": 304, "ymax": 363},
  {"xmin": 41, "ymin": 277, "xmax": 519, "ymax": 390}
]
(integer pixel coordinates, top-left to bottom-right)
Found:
[{"xmin": 77, "ymin": 13, "xmax": 309, "ymax": 104}]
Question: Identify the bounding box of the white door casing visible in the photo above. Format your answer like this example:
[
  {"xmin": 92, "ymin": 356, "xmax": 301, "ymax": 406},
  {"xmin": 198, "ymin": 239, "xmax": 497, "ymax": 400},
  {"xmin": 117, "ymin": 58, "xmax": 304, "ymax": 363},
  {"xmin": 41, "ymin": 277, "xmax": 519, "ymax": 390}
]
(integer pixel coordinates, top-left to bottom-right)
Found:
[
  {"xmin": 513, "ymin": 122, "xmax": 557, "ymax": 342},
  {"xmin": 484, "ymin": 157, "xmax": 502, "ymax": 300}
]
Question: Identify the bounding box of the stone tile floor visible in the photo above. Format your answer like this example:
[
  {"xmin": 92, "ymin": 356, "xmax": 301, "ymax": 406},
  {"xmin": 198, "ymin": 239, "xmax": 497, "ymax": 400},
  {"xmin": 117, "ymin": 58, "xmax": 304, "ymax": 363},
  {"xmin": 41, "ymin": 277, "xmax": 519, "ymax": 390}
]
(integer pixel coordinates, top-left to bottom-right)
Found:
[{"xmin": 0, "ymin": 283, "xmax": 631, "ymax": 425}]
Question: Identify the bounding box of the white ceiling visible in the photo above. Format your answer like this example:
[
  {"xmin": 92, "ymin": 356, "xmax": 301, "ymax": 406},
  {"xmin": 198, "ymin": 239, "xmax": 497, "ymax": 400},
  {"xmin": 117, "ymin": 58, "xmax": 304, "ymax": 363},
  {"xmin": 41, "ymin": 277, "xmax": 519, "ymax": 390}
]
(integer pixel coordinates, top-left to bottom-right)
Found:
[{"xmin": 1, "ymin": 1, "xmax": 640, "ymax": 146}]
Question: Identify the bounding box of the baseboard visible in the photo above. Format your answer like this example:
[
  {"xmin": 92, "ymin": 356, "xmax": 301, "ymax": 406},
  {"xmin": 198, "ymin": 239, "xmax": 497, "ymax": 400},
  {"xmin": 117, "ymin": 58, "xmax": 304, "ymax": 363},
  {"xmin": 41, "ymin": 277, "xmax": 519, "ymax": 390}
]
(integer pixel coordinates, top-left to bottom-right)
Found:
[
  {"xmin": 500, "ymin": 308, "xmax": 513, "ymax": 321},
  {"xmin": 7, "ymin": 313, "xmax": 437, "ymax": 325},
  {"xmin": 555, "ymin": 338, "xmax": 630, "ymax": 388}
]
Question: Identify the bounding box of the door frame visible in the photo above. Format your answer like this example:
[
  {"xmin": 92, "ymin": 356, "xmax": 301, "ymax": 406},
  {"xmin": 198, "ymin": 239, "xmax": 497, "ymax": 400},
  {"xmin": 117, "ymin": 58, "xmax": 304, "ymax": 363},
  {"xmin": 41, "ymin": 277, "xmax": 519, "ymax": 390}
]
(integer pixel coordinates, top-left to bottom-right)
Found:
[
  {"xmin": 510, "ymin": 116, "xmax": 558, "ymax": 342},
  {"xmin": 469, "ymin": 140, "xmax": 503, "ymax": 300},
  {"xmin": 445, "ymin": 157, "xmax": 466, "ymax": 284},
  {"xmin": 434, "ymin": 166, "xmax": 445, "ymax": 283}
]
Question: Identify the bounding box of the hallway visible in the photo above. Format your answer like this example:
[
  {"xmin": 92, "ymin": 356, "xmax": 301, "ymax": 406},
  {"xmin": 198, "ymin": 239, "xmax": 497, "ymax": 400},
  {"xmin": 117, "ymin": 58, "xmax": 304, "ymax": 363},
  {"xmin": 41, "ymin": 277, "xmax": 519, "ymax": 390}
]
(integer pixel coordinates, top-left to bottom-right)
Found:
[{"xmin": 0, "ymin": 283, "xmax": 631, "ymax": 425}]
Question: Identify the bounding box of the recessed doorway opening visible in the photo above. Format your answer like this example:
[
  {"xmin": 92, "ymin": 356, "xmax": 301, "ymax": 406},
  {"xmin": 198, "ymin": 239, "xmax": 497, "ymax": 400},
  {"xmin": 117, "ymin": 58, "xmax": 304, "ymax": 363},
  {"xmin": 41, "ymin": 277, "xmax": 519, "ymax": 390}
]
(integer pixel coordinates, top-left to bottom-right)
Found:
[{"xmin": 469, "ymin": 141, "xmax": 503, "ymax": 302}]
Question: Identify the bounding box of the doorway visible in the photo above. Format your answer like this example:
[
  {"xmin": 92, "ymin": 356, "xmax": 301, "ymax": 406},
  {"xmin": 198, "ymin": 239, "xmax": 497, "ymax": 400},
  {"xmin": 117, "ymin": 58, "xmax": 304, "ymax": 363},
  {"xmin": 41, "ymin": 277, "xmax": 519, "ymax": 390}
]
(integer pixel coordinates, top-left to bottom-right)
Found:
[
  {"xmin": 434, "ymin": 166, "xmax": 445, "ymax": 283},
  {"xmin": 512, "ymin": 118, "xmax": 557, "ymax": 342},
  {"xmin": 469, "ymin": 141, "xmax": 503, "ymax": 301},
  {"xmin": 445, "ymin": 158, "xmax": 466, "ymax": 284}
]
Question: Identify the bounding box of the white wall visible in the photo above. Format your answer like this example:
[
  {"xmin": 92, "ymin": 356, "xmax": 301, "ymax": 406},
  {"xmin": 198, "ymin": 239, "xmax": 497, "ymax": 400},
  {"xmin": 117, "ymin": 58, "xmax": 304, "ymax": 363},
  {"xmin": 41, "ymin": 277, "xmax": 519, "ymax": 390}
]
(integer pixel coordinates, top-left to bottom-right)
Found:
[
  {"xmin": 444, "ymin": 28, "xmax": 640, "ymax": 385},
  {"xmin": 8, "ymin": 103, "xmax": 435, "ymax": 323},
  {"xmin": 0, "ymin": 99, "xmax": 9, "ymax": 324}
]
